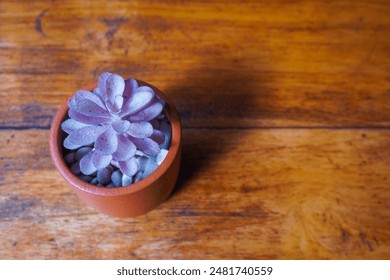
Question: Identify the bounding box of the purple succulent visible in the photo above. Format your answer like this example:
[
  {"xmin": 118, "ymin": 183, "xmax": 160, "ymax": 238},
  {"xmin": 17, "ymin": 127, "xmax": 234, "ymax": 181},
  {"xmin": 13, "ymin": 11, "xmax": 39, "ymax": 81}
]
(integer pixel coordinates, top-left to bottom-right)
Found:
[{"xmin": 61, "ymin": 72, "xmax": 166, "ymax": 178}]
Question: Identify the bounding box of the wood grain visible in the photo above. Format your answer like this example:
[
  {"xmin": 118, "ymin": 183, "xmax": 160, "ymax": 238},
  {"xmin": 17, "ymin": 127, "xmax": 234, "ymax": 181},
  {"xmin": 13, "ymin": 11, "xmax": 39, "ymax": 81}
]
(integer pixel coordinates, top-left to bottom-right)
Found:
[
  {"xmin": 0, "ymin": 0, "xmax": 389, "ymax": 128},
  {"xmin": 0, "ymin": 129, "xmax": 389, "ymax": 259},
  {"xmin": 0, "ymin": 0, "xmax": 389, "ymax": 259}
]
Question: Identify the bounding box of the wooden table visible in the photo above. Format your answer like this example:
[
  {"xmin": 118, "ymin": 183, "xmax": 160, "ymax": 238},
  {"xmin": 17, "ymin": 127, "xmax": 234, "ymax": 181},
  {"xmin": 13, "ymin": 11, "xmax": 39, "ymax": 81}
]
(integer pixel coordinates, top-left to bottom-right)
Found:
[{"xmin": 1, "ymin": 0, "xmax": 389, "ymax": 259}]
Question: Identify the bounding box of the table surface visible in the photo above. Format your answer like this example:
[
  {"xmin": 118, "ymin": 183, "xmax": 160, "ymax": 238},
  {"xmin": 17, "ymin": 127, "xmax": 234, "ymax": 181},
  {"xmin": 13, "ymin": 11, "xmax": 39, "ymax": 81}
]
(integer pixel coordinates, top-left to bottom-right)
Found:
[{"xmin": 1, "ymin": 0, "xmax": 389, "ymax": 260}]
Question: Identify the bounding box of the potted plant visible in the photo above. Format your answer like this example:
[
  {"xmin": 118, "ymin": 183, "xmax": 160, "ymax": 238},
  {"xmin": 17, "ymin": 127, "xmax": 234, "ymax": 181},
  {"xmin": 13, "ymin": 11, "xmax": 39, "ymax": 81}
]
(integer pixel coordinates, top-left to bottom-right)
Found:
[{"xmin": 49, "ymin": 72, "xmax": 181, "ymax": 218}]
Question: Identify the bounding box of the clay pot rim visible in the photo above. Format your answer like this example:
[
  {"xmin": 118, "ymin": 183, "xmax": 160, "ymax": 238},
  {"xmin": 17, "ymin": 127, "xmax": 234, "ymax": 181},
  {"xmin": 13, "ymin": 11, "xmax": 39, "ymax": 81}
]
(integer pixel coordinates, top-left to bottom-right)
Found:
[{"xmin": 49, "ymin": 79, "xmax": 181, "ymax": 197}]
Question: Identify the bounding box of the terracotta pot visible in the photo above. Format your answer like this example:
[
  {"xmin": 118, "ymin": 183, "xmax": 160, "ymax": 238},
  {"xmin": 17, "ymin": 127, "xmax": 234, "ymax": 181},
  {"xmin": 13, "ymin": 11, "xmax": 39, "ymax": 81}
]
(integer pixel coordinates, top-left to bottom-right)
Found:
[{"xmin": 49, "ymin": 80, "xmax": 181, "ymax": 218}]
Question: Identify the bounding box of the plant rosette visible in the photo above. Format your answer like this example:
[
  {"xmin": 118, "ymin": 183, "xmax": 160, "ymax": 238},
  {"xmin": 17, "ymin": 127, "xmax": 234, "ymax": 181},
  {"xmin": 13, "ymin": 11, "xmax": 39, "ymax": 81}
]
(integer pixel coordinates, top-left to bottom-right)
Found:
[{"xmin": 49, "ymin": 72, "xmax": 181, "ymax": 218}]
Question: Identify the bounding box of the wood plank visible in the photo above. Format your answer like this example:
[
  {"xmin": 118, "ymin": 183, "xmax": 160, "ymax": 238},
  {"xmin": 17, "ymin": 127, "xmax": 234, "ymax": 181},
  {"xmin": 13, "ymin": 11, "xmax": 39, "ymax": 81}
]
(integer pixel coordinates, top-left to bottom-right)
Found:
[
  {"xmin": 1, "ymin": 0, "xmax": 390, "ymax": 128},
  {"xmin": 1, "ymin": 129, "xmax": 389, "ymax": 259}
]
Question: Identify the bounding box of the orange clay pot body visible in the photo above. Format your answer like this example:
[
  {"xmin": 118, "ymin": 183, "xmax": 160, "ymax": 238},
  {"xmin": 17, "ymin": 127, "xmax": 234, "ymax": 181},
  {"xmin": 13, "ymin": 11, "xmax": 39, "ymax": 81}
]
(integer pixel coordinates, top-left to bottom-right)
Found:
[{"xmin": 49, "ymin": 81, "xmax": 181, "ymax": 218}]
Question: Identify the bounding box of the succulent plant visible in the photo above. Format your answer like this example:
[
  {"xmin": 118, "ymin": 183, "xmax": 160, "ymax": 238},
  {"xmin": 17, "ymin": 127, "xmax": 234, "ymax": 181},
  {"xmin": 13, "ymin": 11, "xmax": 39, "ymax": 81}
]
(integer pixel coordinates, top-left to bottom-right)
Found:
[{"xmin": 61, "ymin": 72, "xmax": 171, "ymax": 186}]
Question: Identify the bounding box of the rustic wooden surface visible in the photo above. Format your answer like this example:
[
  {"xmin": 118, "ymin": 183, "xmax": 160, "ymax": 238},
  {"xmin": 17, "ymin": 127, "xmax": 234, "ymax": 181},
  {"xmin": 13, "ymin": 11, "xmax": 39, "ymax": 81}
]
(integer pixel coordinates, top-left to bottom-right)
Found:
[{"xmin": 0, "ymin": 0, "xmax": 389, "ymax": 259}]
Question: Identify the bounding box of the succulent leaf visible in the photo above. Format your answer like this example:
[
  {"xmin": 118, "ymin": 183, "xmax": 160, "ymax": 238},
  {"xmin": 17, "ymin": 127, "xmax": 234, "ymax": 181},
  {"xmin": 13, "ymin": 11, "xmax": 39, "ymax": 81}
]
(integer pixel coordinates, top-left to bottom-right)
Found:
[
  {"xmin": 123, "ymin": 78, "xmax": 138, "ymax": 100},
  {"xmin": 150, "ymin": 129, "xmax": 165, "ymax": 144},
  {"xmin": 106, "ymin": 74, "xmax": 125, "ymax": 107},
  {"xmin": 74, "ymin": 99, "xmax": 112, "ymax": 118},
  {"xmin": 112, "ymin": 135, "xmax": 136, "ymax": 161},
  {"xmin": 127, "ymin": 121, "xmax": 153, "ymax": 138},
  {"xmin": 79, "ymin": 151, "xmax": 98, "ymax": 175},
  {"xmin": 98, "ymin": 72, "xmax": 112, "ymax": 101},
  {"xmin": 62, "ymin": 72, "xmax": 171, "ymax": 186},
  {"xmin": 61, "ymin": 119, "xmax": 90, "ymax": 134},
  {"xmin": 73, "ymin": 90, "xmax": 105, "ymax": 108},
  {"xmin": 130, "ymin": 137, "xmax": 160, "ymax": 156},
  {"xmin": 120, "ymin": 87, "xmax": 155, "ymax": 117},
  {"xmin": 64, "ymin": 125, "xmax": 106, "ymax": 149},
  {"xmin": 128, "ymin": 101, "xmax": 164, "ymax": 122},
  {"xmin": 68, "ymin": 108, "xmax": 111, "ymax": 125},
  {"xmin": 92, "ymin": 152, "xmax": 113, "ymax": 169},
  {"xmin": 111, "ymin": 119, "xmax": 130, "ymax": 133},
  {"xmin": 119, "ymin": 157, "xmax": 138, "ymax": 177},
  {"xmin": 94, "ymin": 128, "xmax": 118, "ymax": 155}
]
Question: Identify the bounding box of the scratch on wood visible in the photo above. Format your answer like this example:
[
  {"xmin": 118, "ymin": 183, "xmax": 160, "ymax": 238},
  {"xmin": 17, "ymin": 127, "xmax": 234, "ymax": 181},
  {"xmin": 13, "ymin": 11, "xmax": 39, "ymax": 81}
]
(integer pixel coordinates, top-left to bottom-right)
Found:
[
  {"xmin": 353, "ymin": 37, "xmax": 378, "ymax": 75},
  {"xmin": 322, "ymin": 212, "xmax": 327, "ymax": 223},
  {"xmin": 178, "ymin": 25, "xmax": 194, "ymax": 42},
  {"xmin": 360, "ymin": 231, "xmax": 374, "ymax": 252},
  {"xmin": 99, "ymin": 17, "xmax": 128, "ymax": 44},
  {"xmin": 91, "ymin": 67, "xmax": 100, "ymax": 78},
  {"xmin": 341, "ymin": 228, "xmax": 348, "ymax": 242},
  {"xmin": 366, "ymin": 241, "xmax": 373, "ymax": 251},
  {"xmin": 360, "ymin": 231, "xmax": 366, "ymax": 243},
  {"xmin": 326, "ymin": 155, "xmax": 340, "ymax": 169},
  {"xmin": 35, "ymin": 9, "xmax": 48, "ymax": 36}
]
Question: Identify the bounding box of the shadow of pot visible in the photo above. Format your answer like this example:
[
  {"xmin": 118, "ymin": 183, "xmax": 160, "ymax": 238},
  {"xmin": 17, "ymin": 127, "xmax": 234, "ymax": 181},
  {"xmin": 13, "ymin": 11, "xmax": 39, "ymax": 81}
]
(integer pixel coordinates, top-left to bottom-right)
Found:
[{"xmin": 49, "ymin": 80, "xmax": 182, "ymax": 218}]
